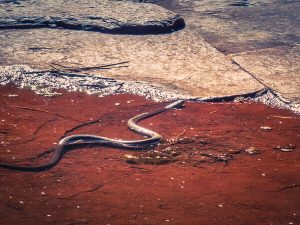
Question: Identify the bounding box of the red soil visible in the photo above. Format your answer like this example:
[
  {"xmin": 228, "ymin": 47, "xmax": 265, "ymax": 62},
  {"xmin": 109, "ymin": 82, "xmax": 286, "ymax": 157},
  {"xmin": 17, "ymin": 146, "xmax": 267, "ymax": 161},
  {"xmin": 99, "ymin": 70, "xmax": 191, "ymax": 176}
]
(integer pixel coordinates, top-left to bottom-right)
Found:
[{"xmin": 0, "ymin": 85, "xmax": 299, "ymax": 225}]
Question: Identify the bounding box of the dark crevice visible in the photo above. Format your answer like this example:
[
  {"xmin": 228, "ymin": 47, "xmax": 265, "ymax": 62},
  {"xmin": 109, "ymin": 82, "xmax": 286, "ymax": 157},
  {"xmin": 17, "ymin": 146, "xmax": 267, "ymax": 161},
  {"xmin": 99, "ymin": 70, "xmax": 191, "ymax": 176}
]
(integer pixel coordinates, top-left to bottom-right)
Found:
[{"xmin": 0, "ymin": 17, "xmax": 185, "ymax": 35}]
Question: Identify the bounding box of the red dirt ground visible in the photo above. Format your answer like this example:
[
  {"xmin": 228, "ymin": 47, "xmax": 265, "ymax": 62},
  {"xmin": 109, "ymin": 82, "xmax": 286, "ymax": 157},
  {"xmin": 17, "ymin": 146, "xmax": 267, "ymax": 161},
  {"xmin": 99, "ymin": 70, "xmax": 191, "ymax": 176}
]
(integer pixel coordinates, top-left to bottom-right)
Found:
[{"xmin": 0, "ymin": 85, "xmax": 299, "ymax": 225}]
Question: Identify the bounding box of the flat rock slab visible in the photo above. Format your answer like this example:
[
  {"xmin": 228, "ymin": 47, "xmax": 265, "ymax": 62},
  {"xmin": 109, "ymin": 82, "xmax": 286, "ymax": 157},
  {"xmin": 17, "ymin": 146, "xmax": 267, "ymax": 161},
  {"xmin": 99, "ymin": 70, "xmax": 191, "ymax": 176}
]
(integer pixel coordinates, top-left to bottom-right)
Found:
[
  {"xmin": 158, "ymin": 0, "xmax": 299, "ymax": 53},
  {"xmin": 0, "ymin": 0, "xmax": 184, "ymax": 34},
  {"xmin": 157, "ymin": 0, "xmax": 300, "ymax": 106},
  {"xmin": 230, "ymin": 45, "xmax": 300, "ymax": 104},
  {"xmin": 0, "ymin": 28, "xmax": 262, "ymax": 98}
]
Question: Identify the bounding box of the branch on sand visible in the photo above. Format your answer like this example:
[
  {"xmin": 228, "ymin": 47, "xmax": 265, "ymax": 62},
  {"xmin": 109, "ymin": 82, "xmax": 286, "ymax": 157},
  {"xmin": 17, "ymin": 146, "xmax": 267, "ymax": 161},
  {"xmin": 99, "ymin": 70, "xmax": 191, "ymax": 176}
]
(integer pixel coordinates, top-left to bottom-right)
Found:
[{"xmin": 23, "ymin": 61, "xmax": 129, "ymax": 75}]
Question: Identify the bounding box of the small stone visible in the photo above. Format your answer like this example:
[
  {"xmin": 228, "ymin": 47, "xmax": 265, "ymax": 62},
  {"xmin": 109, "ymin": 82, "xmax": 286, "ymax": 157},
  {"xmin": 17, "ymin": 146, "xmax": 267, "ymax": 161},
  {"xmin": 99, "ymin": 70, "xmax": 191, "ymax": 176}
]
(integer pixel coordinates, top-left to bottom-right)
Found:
[
  {"xmin": 260, "ymin": 126, "xmax": 272, "ymax": 130},
  {"xmin": 245, "ymin": 147, "xmax": 260, "ymax": 155},
  {"xmin": 46, "ymin": 214, "xmax": 51, "ymax": 217},
  {"xmin": 19, "ymin": 201, "xmax": 24, "ymax": 204},
  {"xmin": 262, "ymin": 173, "xmax": 266, "ymax": 177},
  {"xmin": 218, "ymin": 204, "xmax": 223, "ymax": 208},
  {"xmin": 114, "ymin": 102, "xmax": 121, "ymax": 106},
  {"xmin": 41, "ymin": 191, "xmax": 46, "ymax": 195},
  {"xmin": 8, "ymin": 94, "xmax": 18, "ymax": 97},
  {"xmin": 199, "ymin": 139, "xmax": 208, "ymax": 145},
  {"xmin": 273, "ymin": 144, "xmax": 295, "ymax": 152},
  {"xmin": 228, "ymin": 149, "xmax": 240, "ymax": 154},
  {"xmin": 124, "ymin": 154, "xmax": 138, "ymax": 159}
]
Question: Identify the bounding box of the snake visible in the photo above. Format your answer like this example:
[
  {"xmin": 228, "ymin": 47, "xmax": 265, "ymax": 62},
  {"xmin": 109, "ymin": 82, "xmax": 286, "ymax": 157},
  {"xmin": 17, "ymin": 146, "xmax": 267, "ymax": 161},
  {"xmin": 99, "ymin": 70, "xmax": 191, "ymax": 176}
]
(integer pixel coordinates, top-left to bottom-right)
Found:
[{"xmin": 0, "ymin": 100, "xmax": 184, "ymax": 171}]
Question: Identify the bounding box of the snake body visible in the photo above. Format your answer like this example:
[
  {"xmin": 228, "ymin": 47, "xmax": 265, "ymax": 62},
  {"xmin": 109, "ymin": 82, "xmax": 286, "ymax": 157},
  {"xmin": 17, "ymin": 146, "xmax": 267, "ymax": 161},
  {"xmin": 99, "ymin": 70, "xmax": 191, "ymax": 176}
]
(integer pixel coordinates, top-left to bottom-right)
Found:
[{"xmin": 0, "ymin": 100, "xmax": 184, "ymax": 171}]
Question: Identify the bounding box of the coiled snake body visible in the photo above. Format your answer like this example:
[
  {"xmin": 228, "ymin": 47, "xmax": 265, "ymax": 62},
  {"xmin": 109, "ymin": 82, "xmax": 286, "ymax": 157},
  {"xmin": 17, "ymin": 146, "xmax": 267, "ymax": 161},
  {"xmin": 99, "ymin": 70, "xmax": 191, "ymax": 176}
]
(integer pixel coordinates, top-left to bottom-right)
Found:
[{"xmin": 0, "ymin": 100, "xmax": 184, "ymax": 171}]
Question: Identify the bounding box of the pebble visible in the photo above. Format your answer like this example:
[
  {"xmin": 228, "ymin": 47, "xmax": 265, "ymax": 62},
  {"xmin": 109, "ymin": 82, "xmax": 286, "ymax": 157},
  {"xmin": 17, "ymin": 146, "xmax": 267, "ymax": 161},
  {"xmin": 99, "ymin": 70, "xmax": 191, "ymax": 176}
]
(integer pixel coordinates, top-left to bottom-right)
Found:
[
  {"xmin": 124, "ymin": 154, "xmax": 138, "ymax": 159},
  {"xmin": 273, "ymin": 144, "xmax": 295, "ymax": 152},
  {"xmin": 245, "ymin": 147, "xmax": 260, "ymax": 155},
  {"xmin": 8, "ymin": 94, "xmax": 18, "ymax": 97},
  {"xmin": 19, "ymin": 201, "xmax": 24, "ymax": 204},
  {"xmin": 218, "ymin": 204, "xmax": 223, "ymax": 208},
  {"xmin": 260, "ymin": 126, "xmax": 272, "ymax": 130},
  {"xmin": 114, "ymin": 102, "xmax": 120, "ymax": 106}
]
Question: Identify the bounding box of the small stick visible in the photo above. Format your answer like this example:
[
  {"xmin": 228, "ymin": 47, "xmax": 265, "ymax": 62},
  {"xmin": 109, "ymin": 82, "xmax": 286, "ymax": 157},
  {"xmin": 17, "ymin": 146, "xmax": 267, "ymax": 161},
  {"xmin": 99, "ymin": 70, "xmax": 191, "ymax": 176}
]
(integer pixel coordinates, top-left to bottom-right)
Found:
[{"xmin": 51, "ymin": 61, "xmax": 129, "ymax": 71}]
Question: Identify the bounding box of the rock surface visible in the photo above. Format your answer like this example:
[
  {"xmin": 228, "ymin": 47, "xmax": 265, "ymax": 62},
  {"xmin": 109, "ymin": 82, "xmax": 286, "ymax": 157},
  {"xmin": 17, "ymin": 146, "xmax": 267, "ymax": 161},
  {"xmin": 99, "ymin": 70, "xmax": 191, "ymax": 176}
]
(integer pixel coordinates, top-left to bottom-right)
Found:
[
  {"xmin": 231, "ymin": 45, "xmax": 300, "ymax": 104},
  {"xmin": 0, "ymin": 28, "xmax": 262, "ymax": 98},
  {"xmin": 0, "ymin": 0, "xmax": 299, "ymax": 109},
  {"xmin": 158, "ymin": 0, "xmax": 299, "ymax": 53},
  {"xmin": 156, "ymin": 0, "xmax": 300, "ymax": 106},
  {"xmin": 0, "ymin": 0, "xmax": 184, "ymax": 34}
]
